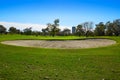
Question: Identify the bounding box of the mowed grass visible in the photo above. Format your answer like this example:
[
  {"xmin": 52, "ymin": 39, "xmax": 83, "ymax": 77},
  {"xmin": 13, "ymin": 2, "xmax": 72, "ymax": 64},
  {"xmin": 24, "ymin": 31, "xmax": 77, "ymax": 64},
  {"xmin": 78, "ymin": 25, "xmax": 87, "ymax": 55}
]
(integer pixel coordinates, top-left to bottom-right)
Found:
[
  {"xmin": 0, "ymin": 34, "xmax": 85, "ymax": 41},
  {"xmin": 0, "ymin": 35, "xmax": 120, "ymax": 80}
]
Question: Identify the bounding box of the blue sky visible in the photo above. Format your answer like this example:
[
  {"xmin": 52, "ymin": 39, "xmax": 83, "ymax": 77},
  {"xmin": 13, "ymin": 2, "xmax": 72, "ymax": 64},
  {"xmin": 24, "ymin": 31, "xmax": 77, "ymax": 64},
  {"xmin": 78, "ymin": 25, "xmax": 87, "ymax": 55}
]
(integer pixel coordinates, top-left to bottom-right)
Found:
[{"xmin": 0, "ymin": 0, "xmax": 120, "ymax": 29}]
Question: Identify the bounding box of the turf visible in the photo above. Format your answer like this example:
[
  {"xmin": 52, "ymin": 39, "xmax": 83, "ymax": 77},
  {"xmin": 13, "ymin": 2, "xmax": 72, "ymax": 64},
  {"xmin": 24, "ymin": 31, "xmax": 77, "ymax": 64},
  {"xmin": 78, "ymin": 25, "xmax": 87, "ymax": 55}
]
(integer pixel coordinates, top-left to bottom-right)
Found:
[{"xmin": 0, "ymin": 35, "xmax": 120, "ymax": 80}]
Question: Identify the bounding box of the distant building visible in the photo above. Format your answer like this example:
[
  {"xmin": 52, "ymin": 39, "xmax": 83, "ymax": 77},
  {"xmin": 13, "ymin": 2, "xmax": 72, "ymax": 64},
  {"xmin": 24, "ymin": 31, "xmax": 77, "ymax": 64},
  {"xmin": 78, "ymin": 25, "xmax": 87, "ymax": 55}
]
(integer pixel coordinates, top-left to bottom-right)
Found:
[{"xmin": 72, "ymin": 26, "xmax": 76, "ymax": 34}]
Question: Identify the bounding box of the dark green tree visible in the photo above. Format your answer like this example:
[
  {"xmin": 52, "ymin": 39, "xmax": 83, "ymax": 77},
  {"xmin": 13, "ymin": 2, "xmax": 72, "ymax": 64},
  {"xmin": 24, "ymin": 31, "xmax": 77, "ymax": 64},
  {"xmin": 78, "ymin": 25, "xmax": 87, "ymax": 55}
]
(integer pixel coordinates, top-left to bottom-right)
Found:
[
  {"xmin": 32, "ymin": 31, "xmax": 41, "ymax": 36},
  {"xmin": 8, "ymin": 26, "xmax": 20, "ymax": 34},
  {"xmin": 76, "ymin": 24, "xmax": 85, "ymax": 36},
  {"xmin": 105, "ymin": 21, "xmax": 113, "ymax": 36},
  {"xmin": 112, "ymin": 19, "xmax": 120, "ymax": 36},
  {"xmin": 0, "ymin": 25, "xmax": 6, "ymax": 34},
  {"xmin": 42, "ymin": 28, "xmax": 48, "ymax": 36},
  {"xmin": 94, "ymin": 22, "xmax": 106, "ymax": 36},
  {"xmin": 86, "ymin": 30, "xmax": 94, "ymax": 37},
  {"xmin": 23, "ymin": 27, "xmax": 32, "ymax": 35}
]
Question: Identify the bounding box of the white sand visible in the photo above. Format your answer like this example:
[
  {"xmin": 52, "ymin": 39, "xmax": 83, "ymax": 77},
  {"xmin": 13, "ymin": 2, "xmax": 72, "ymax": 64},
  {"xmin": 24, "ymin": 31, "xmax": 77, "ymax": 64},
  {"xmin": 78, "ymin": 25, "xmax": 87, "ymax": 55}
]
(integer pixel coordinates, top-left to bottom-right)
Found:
[{"xmin": 1, "ymin": 39, "xmax": 116, "ymax": 49}]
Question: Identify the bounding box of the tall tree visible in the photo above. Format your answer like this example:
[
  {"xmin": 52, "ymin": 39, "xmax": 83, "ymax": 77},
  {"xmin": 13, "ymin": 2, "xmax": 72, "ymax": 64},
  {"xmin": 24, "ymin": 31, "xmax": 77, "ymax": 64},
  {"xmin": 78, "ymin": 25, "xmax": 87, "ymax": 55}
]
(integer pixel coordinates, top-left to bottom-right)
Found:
[
  {"xmin": 0, "ymin": 25, "xmax": 6, "ymax": 34},
  {"xmin": 105, "ymin": 21, "xmax": 113, "ymax": 36},
  {"xmin": 23, "ymin": 27, "xmax": 32, "ymax": 35},
  {"xmin": 82, "ymin": 22, "xmax": 93, "ymax": 37},
  {"xmin": 46, "ymin": 19, "xmax": 60, "ymax": 37},
  {"xmin": 62, "ymin": 28, "xmax": 71, "ymax": 36},
  {"xmin": 94, "ymin": 22, "xmax": 106, "ymax": 36},
  {"xmin": 8, "ymin": 26, "xmax": 20, "ymax": 34},
  {"xmin": 112, "ymin": 19, "xmax": 120, "ymax": 36},
  {"xmin": 52, "ymin": 19, "xmax": 60, "ymax": 37},
  {"xmin": 42, "ymin": 28, "xmax": 48, "ymax": 36},
  {"xmin": 76, "ymin": 24, "xmax": 85, "ymax": 36},
  {"xmin": 46, "ymin": 23, "xmax": 52, "ymax": 36}
]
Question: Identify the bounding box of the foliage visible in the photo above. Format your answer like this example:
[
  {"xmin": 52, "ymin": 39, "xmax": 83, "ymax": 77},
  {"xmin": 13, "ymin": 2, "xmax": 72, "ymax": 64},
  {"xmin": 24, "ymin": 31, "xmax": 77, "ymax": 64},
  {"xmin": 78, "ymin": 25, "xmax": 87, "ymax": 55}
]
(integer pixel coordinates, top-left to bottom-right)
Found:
[
  {"xmin": 8, "ymin": 26, "xmax": 20, "ymax": 34},
  {"xmin": 46, "ymin": 19, "xmax": 60, "ymax": 37},
  {"xmin": 112, "ymin": 19, "xmax": 120, "ymax": 36},
  {"xmin": 23, "ymin": 27, "xmax": 32, "ymax": 35},
  {"xmin": 0, "ymin": 19, "xmax": 120, "ymax": 36},
  {"xmin": 105, "ymin": 21, "xmax": 113, "ymax": 36},
  {"xmin": 76, "ymin": 24, "xmax": 85, "ymax": 36},
  {"xmin": 31, "ymin": 31, "xmax": 41, "ymax": 36},
  {"xmin": 86, "ymin": 30, "xmax": 94, "ymax": 37},
  {"xmin": 105, "ymin": 19, "xmax": 120, "ymax": 36},
  {"xmin": 82, "ymin": 22, "xmax": 93, "ymax": 37},
  {"xmin": 94, "ymin": 22, "xmax": 106, "ymax": 36},
  {"xmin": 0, "ymin": 25, "xmax": 6, "ymax": 34},
  {"xmin": 62, "ymin": 28, "xmax": 71, "ymax": 36}
]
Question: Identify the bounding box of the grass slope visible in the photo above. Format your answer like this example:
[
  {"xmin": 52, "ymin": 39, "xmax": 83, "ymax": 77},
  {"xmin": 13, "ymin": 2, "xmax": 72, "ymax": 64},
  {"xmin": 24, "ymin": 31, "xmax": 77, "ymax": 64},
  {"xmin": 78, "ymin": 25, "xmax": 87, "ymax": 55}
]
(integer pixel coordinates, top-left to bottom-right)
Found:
[{"xmin": 0, "ymin": 35, "xmax": 120, "ymax": 80}]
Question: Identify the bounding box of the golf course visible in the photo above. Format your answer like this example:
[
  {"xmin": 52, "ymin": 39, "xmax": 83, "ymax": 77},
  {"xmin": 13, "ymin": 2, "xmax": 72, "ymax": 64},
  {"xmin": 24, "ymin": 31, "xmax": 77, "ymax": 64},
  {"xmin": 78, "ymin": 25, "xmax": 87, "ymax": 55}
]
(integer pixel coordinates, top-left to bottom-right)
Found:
[
  {"xmin": 0, "ymin": 35, "xmax": 120, "ymax": 80},
  {"xmin": 1, "ymin": 0, "xmax": 120, "ymax": 79}
]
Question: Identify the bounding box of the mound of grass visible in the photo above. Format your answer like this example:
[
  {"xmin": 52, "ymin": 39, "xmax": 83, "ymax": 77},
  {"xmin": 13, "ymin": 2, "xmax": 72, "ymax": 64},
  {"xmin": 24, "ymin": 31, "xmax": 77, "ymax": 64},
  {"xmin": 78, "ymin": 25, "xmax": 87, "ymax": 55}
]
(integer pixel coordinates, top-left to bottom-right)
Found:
[{"xmin": 0, "ymin": 34, "xmax": 120, "ymax": 80}]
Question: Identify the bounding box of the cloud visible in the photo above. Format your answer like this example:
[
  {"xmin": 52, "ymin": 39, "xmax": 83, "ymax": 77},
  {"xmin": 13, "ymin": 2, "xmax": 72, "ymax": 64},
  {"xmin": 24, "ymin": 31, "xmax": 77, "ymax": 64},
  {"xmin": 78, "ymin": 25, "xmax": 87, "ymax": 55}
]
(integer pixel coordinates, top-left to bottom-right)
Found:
[{"xmin": 0, "ymin": 21, "xmax": 71, "ymax": 31}]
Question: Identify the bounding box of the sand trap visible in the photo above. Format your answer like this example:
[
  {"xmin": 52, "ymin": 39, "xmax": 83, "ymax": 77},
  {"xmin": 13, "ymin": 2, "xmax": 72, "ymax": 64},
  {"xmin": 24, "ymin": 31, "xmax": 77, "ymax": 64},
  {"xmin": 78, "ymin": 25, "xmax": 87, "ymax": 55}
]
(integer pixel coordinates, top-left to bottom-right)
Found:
[{"xmin": 1, "ymin": 39, "xmax": 116, "ymax": 49}]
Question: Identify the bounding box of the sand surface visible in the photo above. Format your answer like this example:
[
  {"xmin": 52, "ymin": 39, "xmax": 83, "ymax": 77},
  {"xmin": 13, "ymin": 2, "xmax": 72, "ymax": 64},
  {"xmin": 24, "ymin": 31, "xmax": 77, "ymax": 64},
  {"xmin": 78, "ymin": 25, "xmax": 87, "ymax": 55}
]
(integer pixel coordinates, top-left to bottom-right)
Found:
[{"xmin": 1, "ymin": 39, "xmax": 116, "ymax": 49}]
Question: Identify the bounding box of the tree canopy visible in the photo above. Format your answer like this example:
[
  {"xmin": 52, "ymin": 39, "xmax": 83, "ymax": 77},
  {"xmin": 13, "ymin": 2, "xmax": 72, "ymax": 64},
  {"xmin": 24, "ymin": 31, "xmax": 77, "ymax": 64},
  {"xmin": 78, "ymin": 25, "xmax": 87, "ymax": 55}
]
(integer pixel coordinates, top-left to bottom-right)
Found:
[{"xmin": 0, "ymin": 25, "xmax": 6, "ymax": 34}]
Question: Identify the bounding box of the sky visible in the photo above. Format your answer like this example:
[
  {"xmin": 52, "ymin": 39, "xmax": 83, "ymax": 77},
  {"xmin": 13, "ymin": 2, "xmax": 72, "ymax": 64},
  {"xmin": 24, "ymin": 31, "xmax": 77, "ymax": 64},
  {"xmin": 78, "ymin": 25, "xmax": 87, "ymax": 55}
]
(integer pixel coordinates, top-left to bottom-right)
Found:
[{"xmin": 0, "ymin": 0, "xmax": 120, "ymax": 31}]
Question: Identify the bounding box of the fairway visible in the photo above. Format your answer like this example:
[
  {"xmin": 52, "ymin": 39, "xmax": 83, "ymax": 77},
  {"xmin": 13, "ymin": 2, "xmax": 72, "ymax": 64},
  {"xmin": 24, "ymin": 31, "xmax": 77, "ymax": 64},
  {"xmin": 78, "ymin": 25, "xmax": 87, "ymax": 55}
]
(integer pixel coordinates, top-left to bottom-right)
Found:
[{"xmin": 0, "ymin": 35, "xmax": 120, "ymax": 80}]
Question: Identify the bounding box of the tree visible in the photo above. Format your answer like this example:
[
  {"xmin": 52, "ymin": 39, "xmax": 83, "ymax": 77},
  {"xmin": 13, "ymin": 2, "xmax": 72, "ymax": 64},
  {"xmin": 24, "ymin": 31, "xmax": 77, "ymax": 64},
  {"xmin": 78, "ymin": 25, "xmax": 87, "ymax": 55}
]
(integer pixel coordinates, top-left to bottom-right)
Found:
[
  {"xmin": 105, "ymin": 21, "xmax": 113, "ymax": 36},
  {"xmin": 0, "ymin": 25, "xmax": 6, "ymax": 34},
  {"xmin": 86, "ymin": 30, "xmax": 94, "ymax": 37},
  {"xmin": 76, "ymin": 24, "xmax": 85, "ymax": 36},
  {"xmin": 23, "ymin": 27, "xmax": 32, "ymax": 35},
  {"xmin": 42, "ymin": 28, "xmax": 48, "ymax": 36},
  {"xmin": 82, "ymin": 22, "xmax": 93, "ymax": 37},
  {"xmin": 54, "ymin": 19, "xmax": 59, "ymax": 27},
  {"xmin": 51, "ymin": 24, "xmax": 60, "ymax": 37},
  {"xmin": 112, "ymin": 19, "xmax": 120, "ymax": 36},
  {"xmin": 8, "ymin": 26, "xmax": 20, "ymax": 34},
  {"xmin": 52, "ymin": 19, "xmax": 60, "ymax": 37},
  {"xmin": 46, "ymin": 19, "xmax": 60, "ymax": 37},
  {"xmin": 32, "ymin": 31, "xmax": 41, "ymax": 36},
  {"xmin": 62, "ymin": 28, "xmax": 71, "ymax": 36},
  {"xmin": 46, "ymin": 23, "xmax": 52, "ymax": 36},
  {"xmin": 94, "ymin": 22, "xmax": 106, "ymax": 36}
]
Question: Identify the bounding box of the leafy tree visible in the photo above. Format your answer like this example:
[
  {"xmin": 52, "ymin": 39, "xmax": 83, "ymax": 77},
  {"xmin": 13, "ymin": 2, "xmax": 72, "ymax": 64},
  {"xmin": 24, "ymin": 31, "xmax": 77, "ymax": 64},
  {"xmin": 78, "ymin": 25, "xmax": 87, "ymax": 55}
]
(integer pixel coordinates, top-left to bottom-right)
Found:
[
  {"xmin": 42, "ymin": 28, "xmax": 47, "ymax": 36},
  {"xmin": 52, "ymin": 19, "xmax": 60, "ymax": 37},
  {"xmin": 112, "ymin": 19, "xmax": 120, "ymax": 36},
  {"xmin": 82, "ymin": 22, "xmax": 93, "ymax": 37},
  {"xmin": 8, "ymin": 26, "xmax": 20, "ymax": 34},
  {"xmin": 76, "ymin": 24, "xmax": 85, "ymax": 36},
  {"xmin": 94, "ymin": 22, "xmax": 105, "ymax": 36},
  {"xmin": 86, "ymin": 30, "xmax": 94, "ymax": 37},
  {"xmin": 16, "ymin": 29, "xmax": 21, "ymax": 34},
  {"xmin": 54, "ymin": 19, "xmax": 59, "ymax": 26},
  {"xmin": 105, "ymin": 21, "xmax": 113, "ymax": 36},
  {"xmin": 46, "ymin": 23, "xmax": 52, "ymax": 36},
  {"xmin": 32, "ymin": 31, "xmax": 41, "ymax": 36},
  {"xmin": 46, "ymin": 19, "xmax": 60, "ymax": 37},
  {"xmin": 23, "ymin": 27, "xmax": 32, "ymax": 35},
  {"xmin": 0, "ymin": 25, "xmax": 6, "ymax": 34},
  {"xmin": 62, "ymin": 28, "xmax": 71, "ymax": 36}
]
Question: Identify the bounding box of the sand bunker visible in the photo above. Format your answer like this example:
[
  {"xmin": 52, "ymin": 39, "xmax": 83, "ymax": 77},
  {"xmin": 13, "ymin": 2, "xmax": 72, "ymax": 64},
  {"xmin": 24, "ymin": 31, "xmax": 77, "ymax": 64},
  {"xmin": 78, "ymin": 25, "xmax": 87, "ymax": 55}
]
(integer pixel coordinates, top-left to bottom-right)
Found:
[{"xmin": 1, "ymin": 39, "xmax": 116, "ymax": 49}]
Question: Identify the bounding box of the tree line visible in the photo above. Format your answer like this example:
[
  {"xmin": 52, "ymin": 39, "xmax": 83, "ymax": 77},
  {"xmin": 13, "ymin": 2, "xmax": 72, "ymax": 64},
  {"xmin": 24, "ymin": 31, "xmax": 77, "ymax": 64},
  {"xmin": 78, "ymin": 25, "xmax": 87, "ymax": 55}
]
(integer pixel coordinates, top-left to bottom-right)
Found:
[{"xmin": 0, "ymin": 19, "xmax": 120, "ymax": 36}]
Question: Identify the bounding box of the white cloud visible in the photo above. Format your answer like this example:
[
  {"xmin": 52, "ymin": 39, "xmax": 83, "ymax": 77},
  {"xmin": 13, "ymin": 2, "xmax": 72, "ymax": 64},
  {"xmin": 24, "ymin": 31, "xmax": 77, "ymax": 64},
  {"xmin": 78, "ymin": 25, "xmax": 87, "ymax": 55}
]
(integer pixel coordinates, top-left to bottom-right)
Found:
[{"xmin": 0, "ymin": 21, "xmax": 71, "ymax": 31}]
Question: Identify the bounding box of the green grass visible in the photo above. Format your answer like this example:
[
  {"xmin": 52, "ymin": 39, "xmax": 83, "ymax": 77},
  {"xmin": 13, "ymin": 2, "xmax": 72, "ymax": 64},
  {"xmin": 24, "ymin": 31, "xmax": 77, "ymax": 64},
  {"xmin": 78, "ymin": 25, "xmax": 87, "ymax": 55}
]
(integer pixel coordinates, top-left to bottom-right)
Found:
[
  {"xmin": 0, "ymin": 34, "xmax": 120, "ymax": 80},
  {"xmin": 0, "ymin": 34, "xmax": 85, "ymax": 41}
]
